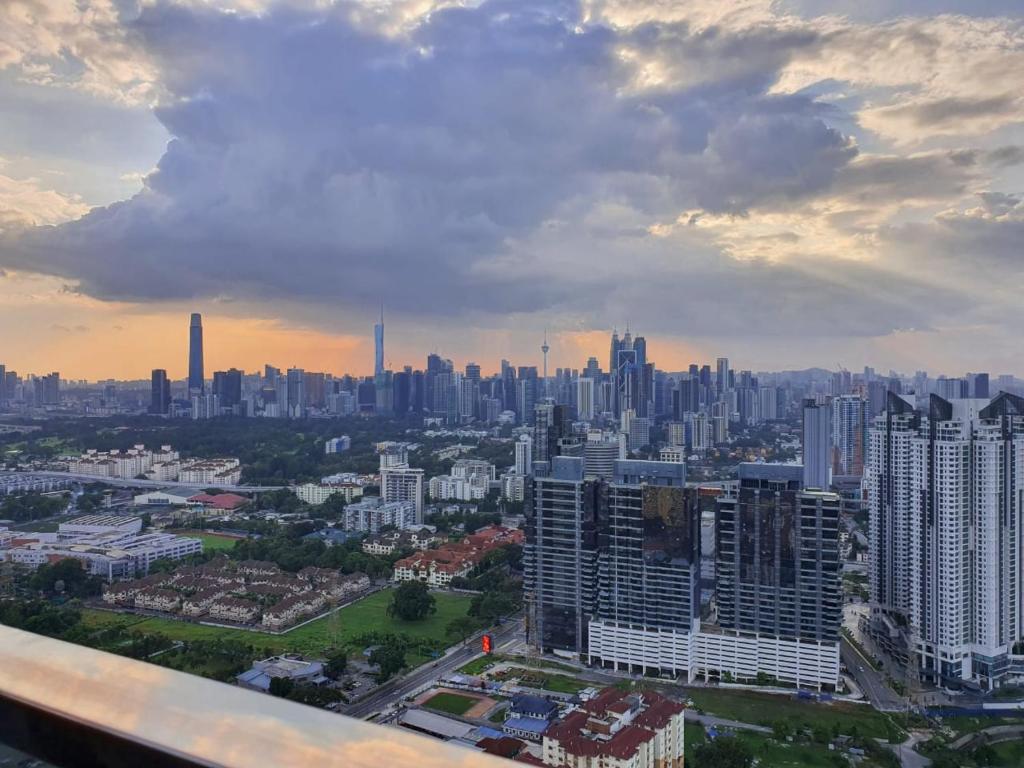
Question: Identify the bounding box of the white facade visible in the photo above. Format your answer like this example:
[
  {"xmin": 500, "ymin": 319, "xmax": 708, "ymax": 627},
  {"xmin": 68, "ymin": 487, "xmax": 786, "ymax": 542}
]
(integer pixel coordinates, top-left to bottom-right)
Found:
[
  {"xmin": 178, "ymin": 458, "xmax": 242, "ymax": 486},
  {"xmin": 340, "ymin": 498, "xmax": 417, "ymax": 533},
  {"xmin": 428, "ymin": 473, "xmax": 488, "ymax": 501},
  {"xmin": 577, "ymin": 377, "xmax": 595, "ymax": 422},
  {"xmin": 588, "ymin": 620, "xmax": 841, "ymax": 689},
  {"xmin": 867, "ymin": 394, "xmax": 1024, "ymax": 689},
  {"xmin": 380, "ymin": 466, "xmax": 424, "ymax": 523},
  {"xmin": 514, "ymin": 435, "xmax": 532, "ymax": 476},
  {"xmin": 295, "ymin": 482, "xmax": 364, "ymax": 506}
]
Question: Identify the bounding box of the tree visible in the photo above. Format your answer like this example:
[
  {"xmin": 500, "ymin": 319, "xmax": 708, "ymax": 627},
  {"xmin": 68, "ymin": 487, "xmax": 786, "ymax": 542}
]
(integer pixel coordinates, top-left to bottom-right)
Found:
[
  {"xmin": 268, "ymin": 677, "xmax": 294, "ymax": 698},
  {"xmin": 387, "ymin": 581, "xmax": 436, "ymax": 621},
  {"xmin": 369, "ymin": 645, "xmax": 406, "ymax": 683},
  {"xmin": 469, "ymin": 590, "xmax": 517, "ymax": 623},
  {"xmin": 29, "ymin": 559, "xmax": 101, "ymax": 598},
  {"xmin": 325, "ymin": 651, "xmax": 348, "ymax": 679},
  {"xmin": 693, "ymin": 737, "xmax": 754, "ymax": 768},
  {"xmin": 446, "ymin": 616, "xmax": 478, "ymax": 645}
]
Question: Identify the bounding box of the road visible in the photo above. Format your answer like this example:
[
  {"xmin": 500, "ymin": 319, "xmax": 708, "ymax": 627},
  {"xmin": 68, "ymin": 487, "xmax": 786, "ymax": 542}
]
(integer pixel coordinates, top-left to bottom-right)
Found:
[
  {"xmin": 841, "ymin": 636, "xmax": 904, "ymax": 712},
  {"xmin": 343, "ymin": 617, "xmax": 524, "ymax": 720}
]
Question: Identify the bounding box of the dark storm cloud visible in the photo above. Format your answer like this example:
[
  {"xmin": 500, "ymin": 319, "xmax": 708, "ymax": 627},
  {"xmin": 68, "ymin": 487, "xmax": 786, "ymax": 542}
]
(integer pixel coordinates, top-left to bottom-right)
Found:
[{"xmin": 0, "ymin": 0, "xmax": 896, "ymax": 334}]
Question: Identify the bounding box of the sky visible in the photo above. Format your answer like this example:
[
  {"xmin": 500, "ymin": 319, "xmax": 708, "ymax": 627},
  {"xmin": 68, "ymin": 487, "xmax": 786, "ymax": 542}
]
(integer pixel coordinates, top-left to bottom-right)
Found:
[{"xmin": 1, "ymin": 0, "xmax": 1023, "ymax": 380}]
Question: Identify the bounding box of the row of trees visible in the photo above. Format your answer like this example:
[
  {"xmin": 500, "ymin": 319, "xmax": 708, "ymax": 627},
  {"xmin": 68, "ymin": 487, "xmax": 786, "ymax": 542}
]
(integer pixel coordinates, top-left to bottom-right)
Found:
[{"xmin": 0, "ymin": 492, "xmax": 67, "ymax": 523}]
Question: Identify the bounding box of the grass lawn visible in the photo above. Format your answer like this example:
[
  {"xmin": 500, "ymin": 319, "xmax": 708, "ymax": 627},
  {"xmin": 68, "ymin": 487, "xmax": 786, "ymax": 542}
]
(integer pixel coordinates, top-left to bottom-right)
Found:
[
  {"xmin": 459, "ymin": 654, "xmax": 505, "ymax": 675},
  {"xmin": 988, "ymin": 739, "xmax": 1024, "ymax": 766},
  {"xmin": 423, "ymin": 692, "xmax": 479, "ymax": 716},
  {"xmin": 686, "ymin": 689, "xmax": 899, "ymax": 741},
  {"xmin": 488, "ymin": 706, "xmax": 507, "ymax": 723},
  {"xmin": 542, "ymin": 673, "xmax": 589, "ymax": 694},
  {"xmin": 81, "ymin": 589, "xmax": 474, "ymax": 663},
  {"xmin": 167, "ymin": 530, "xmax": 243, "ymax": 552}
]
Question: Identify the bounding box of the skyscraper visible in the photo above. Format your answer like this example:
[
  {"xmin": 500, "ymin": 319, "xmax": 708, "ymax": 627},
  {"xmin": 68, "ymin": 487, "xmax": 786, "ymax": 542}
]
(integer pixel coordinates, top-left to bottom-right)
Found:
[
  {"xmin": 525, "ymin": 457, "xmax": 601, "ymax": 655},
  {"xmin": 716, "ymin": 357, "xmax": 729, "ymax": 394},
  {"xmin": 150, "ymin": 369, "xmax": 171, "ymax": 415},
  {"xmin": 866, "ymin": 392, "xmax": 1024, "ymax": 689},
  {"xmin": 831, "ymin": 394, "xmax": 867, "ymax": 477},
  {"xmin": 188, "ymin": 313, "xmax": 204, "ymax": 395},
  {"xmin": 541, "ymin": 330, "xmax": 550, "ymax": 399},
  {"xmin": 577, "ymin": 377, "xmax": 595, "ymax": 421},
  {"xmin": 374, "ymin": 305, "xmax": 384, "ymax": 377},
  {"xmin": 802, "ymin": 399, "xmax": 831, "ymax": 489},
  {"xmin": 716, "ymin": 483, "xmax": 841, "ymax": 642}
]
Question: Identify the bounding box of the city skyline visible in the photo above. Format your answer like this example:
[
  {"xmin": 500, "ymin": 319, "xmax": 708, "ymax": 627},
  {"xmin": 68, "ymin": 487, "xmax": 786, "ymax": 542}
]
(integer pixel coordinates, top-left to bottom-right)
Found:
[
  {"xmin": 1, "ymin": 2, "xmax": 1023, "ymax": 378},
  {"xmin": 2, "ymin": 311, "xmax": 1020, "ymax": 384}
]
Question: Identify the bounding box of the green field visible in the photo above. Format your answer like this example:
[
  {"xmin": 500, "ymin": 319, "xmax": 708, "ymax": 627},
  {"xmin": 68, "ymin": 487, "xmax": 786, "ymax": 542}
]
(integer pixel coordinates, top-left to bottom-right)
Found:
[
  {"xmin": 423, "ymin": 692, "xmax": 479, "ymax": 716},
  {"xmin": 82, "ymin": 589, "xmax": 474, "ymax": 663},
  {"xmin": 168, "ymin": 530, "xmax": 243, "ymax": 552},
  {"xmin": 686, "ymin": 689, "xmax": 900, "ymax": 741}
]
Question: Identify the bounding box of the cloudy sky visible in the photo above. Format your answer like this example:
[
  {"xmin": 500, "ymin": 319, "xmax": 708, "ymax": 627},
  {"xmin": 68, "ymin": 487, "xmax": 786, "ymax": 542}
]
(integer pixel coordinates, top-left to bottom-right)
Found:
[{"xmin": 1, "ymin": 0, "xmax": 1023, "ymax": 380}]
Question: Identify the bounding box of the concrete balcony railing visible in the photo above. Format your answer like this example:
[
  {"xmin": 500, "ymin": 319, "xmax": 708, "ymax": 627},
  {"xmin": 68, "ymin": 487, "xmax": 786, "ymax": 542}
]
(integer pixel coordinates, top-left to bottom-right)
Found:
[{"xmin": 0, "ymin": 625, "xmax": 507, "ymax": 768}]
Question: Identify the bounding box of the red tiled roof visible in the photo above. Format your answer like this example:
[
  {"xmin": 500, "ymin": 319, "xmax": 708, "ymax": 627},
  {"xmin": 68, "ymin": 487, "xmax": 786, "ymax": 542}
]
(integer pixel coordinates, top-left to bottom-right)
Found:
[
  {"xmin": 478, "ymin": 737, "xmax": 524, "ymax": 758},
  {"xmin": 188, "ymin": 493, "xmax": 248, "ymax": 510},
  {"xmin": 513, "ymin": 753, "xmax": 547, "ymax": 766},
  {"xmin": 545, "ymin": 688, "xmax": 685, "ymax": 763}
]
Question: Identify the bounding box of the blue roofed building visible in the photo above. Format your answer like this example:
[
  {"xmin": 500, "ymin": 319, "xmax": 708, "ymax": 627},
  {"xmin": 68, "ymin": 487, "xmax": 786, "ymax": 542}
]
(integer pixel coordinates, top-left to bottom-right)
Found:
[
  {"xmin": 236, "ymin": 656, "xmax": 327, "ymax": 692},
  {"xmin": 508, "ymin": 694, "xmax": 558, "ymax": 721},
  {"xmin": 501, "ymin": 716, "xmax": 550, "ymax": 742}
]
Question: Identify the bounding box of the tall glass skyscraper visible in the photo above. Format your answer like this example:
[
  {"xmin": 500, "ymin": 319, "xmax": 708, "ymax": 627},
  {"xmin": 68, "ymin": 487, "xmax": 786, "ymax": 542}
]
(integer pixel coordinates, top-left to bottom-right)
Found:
[
  {"xmin": 374, "ymin": 306, "xmax": 384, "ymax": 377},
  {"xmin": 188, "ymin": 313, "xmax": 204, "ymax": 394}
]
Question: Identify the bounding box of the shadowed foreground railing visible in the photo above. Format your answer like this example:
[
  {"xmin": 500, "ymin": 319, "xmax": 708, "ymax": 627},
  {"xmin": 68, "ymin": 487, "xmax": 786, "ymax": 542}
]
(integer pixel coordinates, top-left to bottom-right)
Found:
[{"xmin": 0, "ymin": 625, "xmax": 507, "ymax": 768}]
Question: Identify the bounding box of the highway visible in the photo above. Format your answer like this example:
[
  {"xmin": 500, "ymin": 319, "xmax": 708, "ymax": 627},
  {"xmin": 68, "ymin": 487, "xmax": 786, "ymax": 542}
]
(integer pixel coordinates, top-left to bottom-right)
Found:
[
  {"xmin": 343, "ymin": 617, "xmax": 524, "ymax": 720},
  {"xmin": 12, "ymin": 470, "xmax": 285, "ymax": 493}
]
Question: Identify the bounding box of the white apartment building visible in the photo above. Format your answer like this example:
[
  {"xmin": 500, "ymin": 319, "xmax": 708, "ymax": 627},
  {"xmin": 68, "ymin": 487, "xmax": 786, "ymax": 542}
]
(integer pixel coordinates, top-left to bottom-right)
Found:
[
  {"xmin": 178, "ymin": 458, "xmax": 242, "ymax": 486},
  {"xmin": 866, "ymin": 392, "xmax": 1024, "ymax": 689},
  {"xmin": 380, "ymin": 465, "xmax": 424, "ymax": 522},
  {"xmin": 340, "ymin": 498, "xmax": 417, "ymax": 534},
  {"xmin": 514, "ymin": 434, "xmax": 533, "ymax": 475},
  {"xmin": 428, "ymin": 473, "xmax": 488, "ymax": 501},
  {"xmin": 70, "ymin": 445, "xmax": 179, "ymax": 479},
  {"xmin": 294, "ymin": 482, "xmax": 364, "ymax": 506}
]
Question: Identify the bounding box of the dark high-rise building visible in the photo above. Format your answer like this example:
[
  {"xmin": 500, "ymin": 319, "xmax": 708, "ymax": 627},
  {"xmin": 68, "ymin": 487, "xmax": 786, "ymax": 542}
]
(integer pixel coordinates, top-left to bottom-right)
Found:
[
  {"xmin": 411, "ymin": 370, "xmax": 425, "ymax": 413},
  {"xmin": 393, "ymin": 370, "xmax": 411, "ymax": 415},
  {"xmin": 534, "ymin": 402, "xmax": 573, "ymax": 464},
  {"xmin": 967, "ymin": 372, "xmax": 990, "ymax": 399},
  {"xmin": 303, "ymin": 371, "xmax": 326, "ymax": 408},
  {"xmin": 356, "ymin": 380, "xmax": 376, "ymax": 413},
  {"xmin": 188, "ymin": 313, "xmax": 204, "ymax": 394},
  {"xmin": 0, "ymin": 364, "xmax": 6, "ymax": 402},
  {"xmin": 150, "ymin": 369, "xmax": 171, "ymax": 414},
  {"xmin": 528, "ymin": 458, "xmax": 697, "ymax": 660},
  {"xmin": 35, "ymin": 372, "xmax": 60, "ymax": 406},
  {"xmin": 594, "ymin": 461, "xmax": 698, "ymax": 639},
  {"xmin": 286, "ymin": 368, "xmax": 305, "ymax": 417},
  {"xmin": 525, "ymin": 457, "xmax": 602, "ymax": 656},
  {"xmin": 673, "ymin": 377, "xmax": 699, "ymax": 418},
  {"xmin": 213, "ymin": 368, "xmax": 243, "ymax": 409},
  {"xmin": 716, "ymin": 487, "xmax": 841, "ymax": 642}
]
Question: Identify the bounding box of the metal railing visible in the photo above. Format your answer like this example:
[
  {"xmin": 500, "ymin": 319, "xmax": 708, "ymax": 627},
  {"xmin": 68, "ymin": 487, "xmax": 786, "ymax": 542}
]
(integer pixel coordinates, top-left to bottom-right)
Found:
[{"xmin": 0, "ymin": 625, "xmax": 507, "ymax": 767}]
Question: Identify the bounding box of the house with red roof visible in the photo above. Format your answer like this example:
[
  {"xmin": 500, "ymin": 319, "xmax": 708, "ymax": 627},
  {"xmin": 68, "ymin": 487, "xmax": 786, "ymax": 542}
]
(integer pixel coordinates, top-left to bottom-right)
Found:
[{"xmin": 540, "ymin": 688, "xmax": 684, "ymax": 768}]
